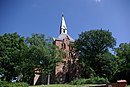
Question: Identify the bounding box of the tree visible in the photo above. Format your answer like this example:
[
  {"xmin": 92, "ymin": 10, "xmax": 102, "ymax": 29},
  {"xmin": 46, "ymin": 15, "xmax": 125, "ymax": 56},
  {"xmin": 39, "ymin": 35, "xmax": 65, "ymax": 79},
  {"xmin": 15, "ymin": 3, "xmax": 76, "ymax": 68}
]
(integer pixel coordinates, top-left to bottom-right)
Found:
[
  {"xmin": 0, "ymin": 33, "xmax": 63, "ymax": 84},
  {"xmin": 97, "ymin": 52, "xmax": 118, "ymax": 80},
  {"xmin": 74, "ymin": 29, "xmax": 116, "ymax": 79},
  {"xmin": 0, "ymin": 32, "xmax": 27, "ymax": 81},
  {"xmin": 114, "ymin": 43, "xmax": 130, "ymax": 83},
  {"xmin": 26, "ymin": 34, "xmax": 63, "ymax": 85},
  {"xmin": 115, "ymin": 43, "xmax": 130, "ymax": 70}
]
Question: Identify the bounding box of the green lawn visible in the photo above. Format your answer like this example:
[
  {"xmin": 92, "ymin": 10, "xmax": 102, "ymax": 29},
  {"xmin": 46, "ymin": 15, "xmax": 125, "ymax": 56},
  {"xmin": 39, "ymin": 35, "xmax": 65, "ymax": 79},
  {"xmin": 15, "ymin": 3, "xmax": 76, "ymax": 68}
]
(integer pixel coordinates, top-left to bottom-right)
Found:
[
  {"xmin": 29, "ymin": 84, "xmax": 78, "ymax": 87},
  {"xmin": 30, "ymin": 84, "xmax": 130, "ymax": 87},
  {"xmin": 29, "ymin": 84, "xmax": 98, "ymax": 87}
]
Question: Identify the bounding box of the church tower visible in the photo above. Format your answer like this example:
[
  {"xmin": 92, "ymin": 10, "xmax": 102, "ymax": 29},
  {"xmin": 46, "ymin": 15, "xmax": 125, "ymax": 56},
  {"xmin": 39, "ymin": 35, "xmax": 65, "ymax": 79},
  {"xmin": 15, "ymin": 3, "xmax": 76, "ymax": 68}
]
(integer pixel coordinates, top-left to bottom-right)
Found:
[{"xmin": 54, "ymin": 14, "xmax": 79, "ymax": 83}]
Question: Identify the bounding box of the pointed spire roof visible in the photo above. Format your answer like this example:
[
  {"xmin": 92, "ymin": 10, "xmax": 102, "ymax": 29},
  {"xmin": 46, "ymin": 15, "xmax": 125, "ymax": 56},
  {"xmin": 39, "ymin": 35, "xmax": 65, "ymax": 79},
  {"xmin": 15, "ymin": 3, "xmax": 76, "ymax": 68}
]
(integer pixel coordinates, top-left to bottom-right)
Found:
[
  {"xmin": 56, "ymin": 14, "xmax": 74, "ymax": 42},
  {"xmin": 60, "ymin": 14, "xmax": 67, "ymax": 34}
]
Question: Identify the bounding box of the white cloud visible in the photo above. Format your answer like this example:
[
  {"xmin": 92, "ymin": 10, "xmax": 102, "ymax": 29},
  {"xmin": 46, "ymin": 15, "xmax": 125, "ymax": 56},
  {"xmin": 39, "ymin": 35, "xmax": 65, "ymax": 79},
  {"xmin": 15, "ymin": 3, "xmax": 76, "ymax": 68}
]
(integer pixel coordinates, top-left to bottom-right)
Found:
[{"xmin": 96, "ymin": 0, "xmax": 101, "ymax": 2}]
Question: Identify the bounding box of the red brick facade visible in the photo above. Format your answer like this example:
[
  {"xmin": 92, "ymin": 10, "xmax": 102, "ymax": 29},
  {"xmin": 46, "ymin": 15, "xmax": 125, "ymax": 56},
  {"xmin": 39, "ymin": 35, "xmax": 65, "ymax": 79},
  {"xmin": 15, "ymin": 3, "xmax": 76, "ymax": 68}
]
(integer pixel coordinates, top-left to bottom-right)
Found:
[{"xmin": 54, "ymin": 35, "xmax": 79, "ymax": 83}]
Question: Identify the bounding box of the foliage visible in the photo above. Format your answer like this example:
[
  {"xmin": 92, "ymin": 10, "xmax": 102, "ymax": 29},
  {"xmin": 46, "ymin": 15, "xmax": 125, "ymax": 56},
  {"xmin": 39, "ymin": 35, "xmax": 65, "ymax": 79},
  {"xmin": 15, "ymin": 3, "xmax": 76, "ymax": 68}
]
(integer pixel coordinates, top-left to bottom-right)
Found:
[
  {"xmin": 115, "ymin": 43, "xmax": 130, "ymax": 71},
  {"xmin": 26, "ymin": 34, "xmax": 62, "ymax": 72},
  {"xmin": 0, "ymin": 32, "xmax": 27, "ymax": 81},
  {"xmin": 70, "ymin": 77, "xmax": 109, "ymax": 85},
  {"xmin": 0, "ymin": 33, "xmax": 63, "ymax": 85},
  {"xmin": 74, "ymin": 29, "xmax": 116, "ymax": 79},
  {"xmin": 114, "ymin": 43, "xmax": 130, "ymax": 83},
  {"xmin": 8, "ymin": 82, "xmax": 29, "ymax": 87},
  {"xmin": 97, "ymin": 52, "xmax": 119, "ymax": 80},
  {"xmin": 0, "ymin": 80, "xmax": 8, "ymax": 87},
  {"xmin": 25, "ymin": 34, "xmax": 63, "ymax": 84},
  {"xmin": 0, "ymin": 81, "xmax": 29, "ymax": 87}
]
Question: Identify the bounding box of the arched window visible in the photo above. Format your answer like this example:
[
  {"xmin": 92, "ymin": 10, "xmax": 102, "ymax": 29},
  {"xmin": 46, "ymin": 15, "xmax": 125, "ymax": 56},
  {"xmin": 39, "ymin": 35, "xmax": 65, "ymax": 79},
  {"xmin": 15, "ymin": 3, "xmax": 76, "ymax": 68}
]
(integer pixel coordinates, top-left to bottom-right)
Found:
[
  {"xmin": 69, "ymin": 52, "xmax": 73, "ymax": 58},
  {"xmin": 63, "ymin": 29, "xmax": 65, "ymax": 33},
  {"xmin": 61, "ymin": 43, "xmax": 66, "ymax": 49}
]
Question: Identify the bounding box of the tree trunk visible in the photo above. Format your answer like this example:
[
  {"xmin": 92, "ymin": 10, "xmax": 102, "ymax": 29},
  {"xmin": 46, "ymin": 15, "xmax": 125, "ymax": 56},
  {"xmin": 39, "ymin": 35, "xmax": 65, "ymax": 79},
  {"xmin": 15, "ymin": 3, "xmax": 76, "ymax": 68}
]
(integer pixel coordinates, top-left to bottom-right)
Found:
[{"xmin": 47, "ymin": 74, "xmax": 50, "ymax": 85}]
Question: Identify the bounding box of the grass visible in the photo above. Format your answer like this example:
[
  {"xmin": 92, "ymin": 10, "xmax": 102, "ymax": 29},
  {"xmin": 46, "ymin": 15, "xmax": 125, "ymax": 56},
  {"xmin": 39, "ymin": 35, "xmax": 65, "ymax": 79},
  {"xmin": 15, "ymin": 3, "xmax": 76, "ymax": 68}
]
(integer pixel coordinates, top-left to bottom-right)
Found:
[
  {"xmin": 30, "ymin": 84, "xmax": 130, "ymax": 87},
  {"xmin": 29, "ymin": 84, "xmax": 105, "ymax": 87},
  {"xmin": 29, "ymin": 84, "xmax": 78, "ymax": 87}
]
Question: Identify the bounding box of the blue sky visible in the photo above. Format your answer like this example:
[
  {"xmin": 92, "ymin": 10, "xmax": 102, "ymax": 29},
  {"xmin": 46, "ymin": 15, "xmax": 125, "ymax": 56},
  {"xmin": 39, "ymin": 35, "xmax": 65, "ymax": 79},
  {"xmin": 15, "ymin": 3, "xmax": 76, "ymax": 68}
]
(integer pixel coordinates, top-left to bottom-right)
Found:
[{"xmin": 0, "ymin": 0, "xmax": 130, "ymax": 47}]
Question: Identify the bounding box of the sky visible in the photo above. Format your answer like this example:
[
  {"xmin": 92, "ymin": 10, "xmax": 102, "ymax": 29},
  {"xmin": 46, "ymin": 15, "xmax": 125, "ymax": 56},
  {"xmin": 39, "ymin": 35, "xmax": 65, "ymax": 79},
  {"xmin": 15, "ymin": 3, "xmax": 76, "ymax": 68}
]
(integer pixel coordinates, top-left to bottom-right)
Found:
[{"xmin": 0, "ymin": 0, "xmax": 130, "ymax": 47}]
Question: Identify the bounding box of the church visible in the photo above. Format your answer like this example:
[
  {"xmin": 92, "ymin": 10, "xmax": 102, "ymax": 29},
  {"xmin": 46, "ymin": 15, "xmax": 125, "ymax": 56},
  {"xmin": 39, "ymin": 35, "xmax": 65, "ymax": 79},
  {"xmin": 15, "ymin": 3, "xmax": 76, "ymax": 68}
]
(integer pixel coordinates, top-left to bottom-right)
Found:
[
  {"xmin": 54, "ymin": 14, "xmax": 79, "ymax": 83},
  {"xmin": 34, "ymin": 14, "xmax": 79, "ymax": 85}
]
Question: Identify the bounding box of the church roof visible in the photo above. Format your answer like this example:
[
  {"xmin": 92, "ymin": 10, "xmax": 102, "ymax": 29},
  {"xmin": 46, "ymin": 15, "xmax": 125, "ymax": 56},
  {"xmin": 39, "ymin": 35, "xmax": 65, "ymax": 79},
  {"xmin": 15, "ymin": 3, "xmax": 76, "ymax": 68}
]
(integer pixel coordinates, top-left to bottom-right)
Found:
[
  {"xmin": 56, "ymin": 14, "xmax": 74, "ymax": 42},
  {"xmin": 57, "ymin": 33, "xmax": 75, "ymax": 42}
]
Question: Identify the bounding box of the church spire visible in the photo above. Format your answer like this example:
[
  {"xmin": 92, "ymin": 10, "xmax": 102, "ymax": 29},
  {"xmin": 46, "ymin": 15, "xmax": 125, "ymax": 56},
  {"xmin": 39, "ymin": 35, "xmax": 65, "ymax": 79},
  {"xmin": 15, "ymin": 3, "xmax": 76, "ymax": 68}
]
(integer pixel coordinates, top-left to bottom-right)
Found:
[{"xmin": 60, "ymin": 14, "xmax": 67, "ymax": 34}]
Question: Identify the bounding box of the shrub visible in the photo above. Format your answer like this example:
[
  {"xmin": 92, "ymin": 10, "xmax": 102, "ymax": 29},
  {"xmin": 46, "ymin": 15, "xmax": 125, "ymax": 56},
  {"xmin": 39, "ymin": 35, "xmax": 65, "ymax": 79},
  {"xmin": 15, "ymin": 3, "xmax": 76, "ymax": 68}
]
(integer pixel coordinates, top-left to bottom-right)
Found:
[
  {"xmin": 0, "ymin": 81, "xmax": 29, "ymax": 87},
  {"xmin": 0, "ymin": 81, "xmax": 8, "ymax": 87},
  {"xmin": 70, "ymin": 77, "xmax": 109, "ymax": 85},
  {"xmin": 8, "ymin": 82, "xmax": 29, "ymax": 87},
  {"xmin": 70, "ymin": 78, "xmax": 86, "ymax": 85},
  {"xmin": 89, "ymin": 76, "xmax": 109, "ymax": 84}
]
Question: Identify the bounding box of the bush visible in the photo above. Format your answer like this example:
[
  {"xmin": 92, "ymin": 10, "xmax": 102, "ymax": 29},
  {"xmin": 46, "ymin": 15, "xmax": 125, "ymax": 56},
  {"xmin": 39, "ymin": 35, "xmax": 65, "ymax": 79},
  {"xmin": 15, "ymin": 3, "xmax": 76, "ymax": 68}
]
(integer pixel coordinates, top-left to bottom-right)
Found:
[
  {"xmin": 70, "ymin": 77, "xmax": 109, "ymax": 85},
  {"xmin": 9, "ymin": 82, "xmax": 29, "ymax": 87},
  {"xmin": 0, "ymin": 81, "xmax": 29, "ymax": 87},
  {"xmin": 89, "ymin": 77, "xmax": 109, "ymax": 84},
  {"xmin": 0, "ymin": 81, "xmax": 8, "ymax": 87}
]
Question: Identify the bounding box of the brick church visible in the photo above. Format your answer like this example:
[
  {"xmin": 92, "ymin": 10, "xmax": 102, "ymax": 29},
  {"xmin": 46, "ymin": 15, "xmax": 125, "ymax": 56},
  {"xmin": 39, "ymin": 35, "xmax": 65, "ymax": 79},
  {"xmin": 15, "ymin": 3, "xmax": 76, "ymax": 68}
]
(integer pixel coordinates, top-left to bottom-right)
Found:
[
  {"xmin": 34, "ymin": 15, "xmax": 79, "ymax": 85},
  {"xmin": 54, "ymin": 14, "xmax": 79, "ymax": 83}
]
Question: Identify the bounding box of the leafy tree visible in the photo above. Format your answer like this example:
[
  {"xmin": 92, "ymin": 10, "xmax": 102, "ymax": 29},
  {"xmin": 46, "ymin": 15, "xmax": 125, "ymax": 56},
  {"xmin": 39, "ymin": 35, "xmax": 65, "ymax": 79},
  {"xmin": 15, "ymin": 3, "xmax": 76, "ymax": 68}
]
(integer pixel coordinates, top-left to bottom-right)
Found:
[
  {"xmin": 74, "ymin": 29, "xmax": 116, "ymax": 79},
  {"xmin": 0, "ymin": 33, "xmax": 63, "ymax": 84},
  {"xmin": 26, "ymin": 34, "xmax": 63, "ymax": 85},
  {"xmin": 0, "ymin": 32, "xmax": 27, "ymax": 81},
  {"xmin": 97, "ymin": 52, "xmax": 118, "ymax": 80},
  {"xmin": 114, "ymin": 43, "xmax": 130, "ymax": 83},
  {"xmin": 115, "ymin": 43, "xmax": 130, "ymax": 70}
]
